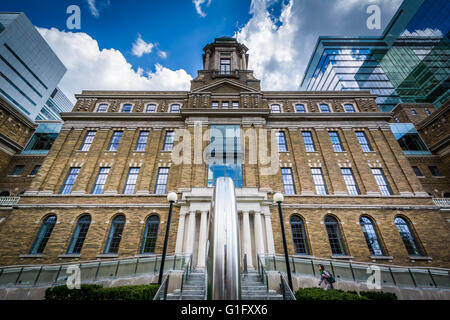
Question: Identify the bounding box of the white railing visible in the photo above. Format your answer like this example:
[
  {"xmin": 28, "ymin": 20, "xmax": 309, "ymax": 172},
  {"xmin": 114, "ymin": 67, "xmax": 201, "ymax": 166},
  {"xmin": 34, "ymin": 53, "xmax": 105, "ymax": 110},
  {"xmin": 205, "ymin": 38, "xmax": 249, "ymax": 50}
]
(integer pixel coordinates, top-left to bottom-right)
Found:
[
  {"xmin": 433, "ymin": 198, "xmax": 450, "ymax": 207},
  {"xmin": 0, "ymin": 197, "xmax": 20, "ymax": 207}
]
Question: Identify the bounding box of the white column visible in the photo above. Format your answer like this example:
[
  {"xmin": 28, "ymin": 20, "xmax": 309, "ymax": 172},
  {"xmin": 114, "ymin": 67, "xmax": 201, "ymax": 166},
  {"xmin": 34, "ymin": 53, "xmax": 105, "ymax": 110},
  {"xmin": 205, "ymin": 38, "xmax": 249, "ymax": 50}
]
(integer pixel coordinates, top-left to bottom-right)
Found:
[
  {"xmin": 242, "ymin": 211, "xmax": 253, "ymax": 268},
  {"xmin": 175, "ymin": 212, "xmax": 186, "ymax": 254},
  {"xmin": 197, "ymin": 210, "xmax": 208, "ymax": 268},
  {"xmin": 264, "ymin": 213, "xmax": 275, "ymax": 254},
  {"xmin": 254, "ymin": 211, "xmax": 265, "ymax": 256},
  {"xmin": 185, "ymin": 210, "xmax": 197, "ymax": 254}
]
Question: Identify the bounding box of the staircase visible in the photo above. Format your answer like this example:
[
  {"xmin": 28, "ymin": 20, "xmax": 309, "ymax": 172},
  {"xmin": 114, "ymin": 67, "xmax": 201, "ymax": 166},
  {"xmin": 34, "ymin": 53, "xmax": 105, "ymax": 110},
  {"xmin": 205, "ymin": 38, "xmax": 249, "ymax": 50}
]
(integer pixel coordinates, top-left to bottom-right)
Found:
[
  {"xmin": 241, "ymin": 270, "xmax": 283, "ymax": 300},
  {"xmin": 167, "ymin": 271, "xmax": 205, "ymax": 300}
]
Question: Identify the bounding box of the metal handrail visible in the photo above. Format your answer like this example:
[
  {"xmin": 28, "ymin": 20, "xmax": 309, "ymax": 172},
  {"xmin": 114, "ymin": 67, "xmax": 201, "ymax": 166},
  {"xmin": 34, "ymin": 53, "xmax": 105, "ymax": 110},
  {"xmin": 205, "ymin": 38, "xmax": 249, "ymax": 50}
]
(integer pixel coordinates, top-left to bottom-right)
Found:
[
  {"xmin": 180, "ymin": 254, "xmax": 192, "ymax": 300},
  {"xmin": 257, "ymin": 255, "xmax": 270, "ymax": 300},
  {"xmin": 279, "ymin": 272, "xmax": 296, "ymax": 300},
  {"xmin": 153, "ymin": 271, "xmax": 171, "ymax": 300}
]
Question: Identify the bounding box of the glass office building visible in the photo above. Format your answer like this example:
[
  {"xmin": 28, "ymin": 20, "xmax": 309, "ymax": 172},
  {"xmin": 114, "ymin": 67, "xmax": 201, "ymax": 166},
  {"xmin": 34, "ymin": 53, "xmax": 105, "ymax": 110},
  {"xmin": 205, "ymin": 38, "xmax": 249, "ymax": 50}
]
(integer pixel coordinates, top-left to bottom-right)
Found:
[{"xmin": 300, "ymin": 0, "xmax": 449, "ymax": 112}]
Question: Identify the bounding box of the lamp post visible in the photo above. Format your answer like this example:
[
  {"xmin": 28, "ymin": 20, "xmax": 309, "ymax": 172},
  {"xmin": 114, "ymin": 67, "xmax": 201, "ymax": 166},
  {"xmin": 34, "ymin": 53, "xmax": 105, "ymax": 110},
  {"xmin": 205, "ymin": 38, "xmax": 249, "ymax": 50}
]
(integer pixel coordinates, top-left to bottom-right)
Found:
[
  {"xmin": 274, "ymin": 192, "xmax": 293, "ymax": 291},
  {"xmin": 158, "ymin": 191, "xmax": 178, "ymax": 285}
]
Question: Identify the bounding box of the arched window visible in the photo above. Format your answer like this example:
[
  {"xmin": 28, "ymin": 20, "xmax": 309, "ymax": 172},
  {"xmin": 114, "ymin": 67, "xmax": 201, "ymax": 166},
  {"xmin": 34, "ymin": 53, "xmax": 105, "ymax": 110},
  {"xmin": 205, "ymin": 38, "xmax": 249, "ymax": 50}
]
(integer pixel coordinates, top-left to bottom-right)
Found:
[
  {"xmin": 290, "ymin": 215, "xmax": 309, "ymax": 255},
  {"xmin": 30, "ymin": 215, "xmax": 56, "ymax": 254},
  {"xmin": 394, "ymin": 217, "xmax": 423, "ymax": 256},
  {"xmin": 324, "ymin": 215, "xmax": 347, "ymax": 255},
  {"xmin": 141, "ymin": 215, "xmax": 160, "ymax": 254},
  {"xmin": 67, "ymin": 215, "xmax": 91, "ymax": 254},
  {"xmin": 104, "ymin": 215, "xmax": 125, "ymax": 254},
  {"xmin": 360, "ymin": 216, "xmax": 384, "ymax": 256}
]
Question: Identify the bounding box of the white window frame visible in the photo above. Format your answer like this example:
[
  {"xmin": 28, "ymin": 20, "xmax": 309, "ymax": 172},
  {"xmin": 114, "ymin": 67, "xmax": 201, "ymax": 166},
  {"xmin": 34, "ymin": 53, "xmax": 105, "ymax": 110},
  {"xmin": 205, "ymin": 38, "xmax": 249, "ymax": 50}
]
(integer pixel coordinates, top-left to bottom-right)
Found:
[
  {"xmin": 270, "ymin": 103, "xmax": 283, "ymax": 113},
  {"xmin": 169, "ymin": 103, "xmax": 181, "ymax": 113},
  {"xmin": 145, "ymin": 103, "xmax": 157, "ymax": 113},
  {"xmin": 120, "ymin": 103, "xmax": 134, "ymax": 113},
  {"xmin": 95, "ymin": 103, "xmax": 109, "ymax": 112},
  {"xmin": 342, "ymin": 103, "xmax": 357, "ymax": 112},
  {"xmin": 318, "ymin": 103, "xmax": 332, "ymax": 113}
]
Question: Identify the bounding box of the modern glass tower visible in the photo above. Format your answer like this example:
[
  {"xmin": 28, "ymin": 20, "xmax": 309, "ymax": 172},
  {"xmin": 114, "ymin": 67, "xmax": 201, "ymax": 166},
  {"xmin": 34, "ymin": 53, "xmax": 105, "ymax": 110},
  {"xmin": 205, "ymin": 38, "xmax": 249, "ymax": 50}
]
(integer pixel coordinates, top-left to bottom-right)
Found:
[{"xmin": 300, "ymin": 0, "xmax": 449, "ymax": 112}]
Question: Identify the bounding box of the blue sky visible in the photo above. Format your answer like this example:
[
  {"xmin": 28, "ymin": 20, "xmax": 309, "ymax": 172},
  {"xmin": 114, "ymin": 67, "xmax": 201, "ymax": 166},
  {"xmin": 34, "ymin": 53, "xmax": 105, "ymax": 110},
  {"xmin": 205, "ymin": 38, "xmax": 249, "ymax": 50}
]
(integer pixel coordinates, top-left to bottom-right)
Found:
[{"xmin": 0, "ymin": 0, "xmax": 404, "ymax": 102}]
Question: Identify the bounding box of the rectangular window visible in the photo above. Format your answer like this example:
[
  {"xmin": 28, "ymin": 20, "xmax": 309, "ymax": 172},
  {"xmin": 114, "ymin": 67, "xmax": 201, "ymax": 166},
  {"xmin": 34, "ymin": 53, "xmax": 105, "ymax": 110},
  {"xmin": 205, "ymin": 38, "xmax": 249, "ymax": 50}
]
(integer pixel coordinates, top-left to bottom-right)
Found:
[
  {"xmin": 108, "ymin": 131, "xmax": 123, "ymax": 151},
  {"xmin": 96, "ymin": 104, "xmax": 108, "ymax": 112},
  {"xmin": 371, "ymin": 168, "xmax": 392, "ymax": 196},
  {"xmin": 295, "ymin": 104, "xmax": 305, "ymax": 113},
  {"xmin": 429, "ymin": 166, "xmax": 442, "ymax": 176},
  {"xmin": 31, "ymin": 165, "xmax": 40, "ymax": 176},
  {"xmin": 311, "ymin": 168, "xmax": 327, "ymax": 195},
  {"xmin": 211, "ymin": 101, "xmax": 219, "ymax": 109},
  {"xmin": 232, "ymin": 101, "xmax": 239, "ymax": 109},
  {"xmin": 355, "ymin": 131, "xmax": 372, "ymax": 152},
  {"xmin": 329, "ymin": 131, "xmax": 344, "ymax": 152},
  {"xmin": 155, "ymin": 168, "xmax": 169, "ymax": 194},
  {"xmin": 123, "ymin": 167, "xmax": 140, "ymax": 194},
  {"xmin": 122, "ymin": 104, "xmax": 132, "ymax": 112},
  {"xmin": 276, "ymin": 131, "xmax": 288, "ymax": 152},
  {"xmin": 220, "ymin": 58, "xmax": 231, "ymax": 74},
  {"xmin": 281, "ymin": 168, "xmax": 296, "ymax": 195},
  {"xmin": 10, "ymin": 165, "xmax": 24, "ymax": 176},
  {"xmin": 135, "ymin": 131, "xmax": 149, "ymax": 151},
  {"xmin": 222, "ymin": 102, "xmax": 229, "ymax": 109},
  {"xmin": 169, "ymin": 104, "xmax": 180, "ymax": 113},
  {"xmin": 320, "ymin": 104, "xmax": 331, "ymax": 112},
  {"xmin": 412, "ymin": 166, "xmax": 423, "ymax": 176},
  {"xmin": 92, "ymin": 167, "xmax": 110, "ymax": 194},
  {"xmin": 80, "ymin": 131, "xmax": 96, "ymax": 152},
  {"xmin": 60, "ymin": 167, "xmax": 80, "ymax": 194},
  {"xmin": 344, "ymin": 104, "xmax": 355, "ymax": 112},
  {"xmin": 271, "ymin": 104, "xmax": 281, "ymax": 113},
  {"xmin": 302, "ymin": 131, "xmax": 316, "ymax": 152},
  {"xmin": 146, "ymin": 104, "xmax": 156, "ymax": 112},
  {"xmin": 163, "ymin": 131, "xmax": 175, "ymax": 151},
  {"xmin": 341, "ymin": 168, "xmax": 359, "ymax": 195}
]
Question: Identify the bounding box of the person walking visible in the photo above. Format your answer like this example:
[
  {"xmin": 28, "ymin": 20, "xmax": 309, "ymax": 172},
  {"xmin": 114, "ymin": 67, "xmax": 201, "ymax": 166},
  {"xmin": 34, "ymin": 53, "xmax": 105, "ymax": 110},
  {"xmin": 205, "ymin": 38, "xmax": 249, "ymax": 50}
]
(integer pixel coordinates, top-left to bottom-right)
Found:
[{"xmin": 318, "ymin": 264, "xmax": 335, "ymax": 290}]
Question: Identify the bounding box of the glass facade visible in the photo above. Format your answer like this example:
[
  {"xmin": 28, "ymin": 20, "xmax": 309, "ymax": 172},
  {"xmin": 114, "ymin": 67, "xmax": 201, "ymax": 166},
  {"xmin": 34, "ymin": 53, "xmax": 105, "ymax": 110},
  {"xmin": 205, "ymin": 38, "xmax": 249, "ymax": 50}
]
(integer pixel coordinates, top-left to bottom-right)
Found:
[
  {"xmin": 390, "ymin": 123, "xmax": 430, "ymax": 155},
  {"xmin": 23, "ymin": 122, "xmax": 62, "ymax": 154}
]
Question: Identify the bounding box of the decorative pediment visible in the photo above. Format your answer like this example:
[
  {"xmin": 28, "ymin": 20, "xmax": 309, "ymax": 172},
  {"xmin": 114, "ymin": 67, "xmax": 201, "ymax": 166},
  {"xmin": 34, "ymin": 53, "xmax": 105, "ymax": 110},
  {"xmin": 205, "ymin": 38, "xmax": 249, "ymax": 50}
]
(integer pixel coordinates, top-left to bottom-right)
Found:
[{"xmin": 191, "ymin": 79, "xmax": 260, "ymax": 95}]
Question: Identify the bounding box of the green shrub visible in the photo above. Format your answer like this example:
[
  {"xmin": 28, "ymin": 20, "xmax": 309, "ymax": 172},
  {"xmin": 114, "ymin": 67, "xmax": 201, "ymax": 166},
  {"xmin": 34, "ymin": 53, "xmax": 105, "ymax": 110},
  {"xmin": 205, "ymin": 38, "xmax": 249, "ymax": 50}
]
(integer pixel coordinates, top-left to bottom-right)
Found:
[
  {"xmin": 294, "ymin": 288, "xmax": 367, "ymax": 300},
  {"xmin": 359, "ymin": 290, "xmax": 397, "ymax": 300},
  {"xmin": 45, "ymin": 284, "xmax": 159, "ymax": 300}
]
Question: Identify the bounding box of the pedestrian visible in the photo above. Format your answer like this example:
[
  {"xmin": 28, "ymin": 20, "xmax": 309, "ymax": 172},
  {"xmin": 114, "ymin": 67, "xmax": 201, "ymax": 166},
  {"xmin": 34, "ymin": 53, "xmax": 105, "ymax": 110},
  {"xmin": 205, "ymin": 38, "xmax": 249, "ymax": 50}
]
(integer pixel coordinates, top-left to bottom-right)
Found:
[{"xmin": 317, "ymin": 264, "xmax": 335, "ymax": 290}]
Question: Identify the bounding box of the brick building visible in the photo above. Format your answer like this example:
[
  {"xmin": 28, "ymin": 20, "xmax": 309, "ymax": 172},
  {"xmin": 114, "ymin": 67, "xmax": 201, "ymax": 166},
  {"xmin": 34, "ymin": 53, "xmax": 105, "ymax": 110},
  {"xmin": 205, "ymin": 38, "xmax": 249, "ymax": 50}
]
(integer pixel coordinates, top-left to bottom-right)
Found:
[{"xmin": 0, "ymin": 37, "xmax": 448, "ymax": 270}]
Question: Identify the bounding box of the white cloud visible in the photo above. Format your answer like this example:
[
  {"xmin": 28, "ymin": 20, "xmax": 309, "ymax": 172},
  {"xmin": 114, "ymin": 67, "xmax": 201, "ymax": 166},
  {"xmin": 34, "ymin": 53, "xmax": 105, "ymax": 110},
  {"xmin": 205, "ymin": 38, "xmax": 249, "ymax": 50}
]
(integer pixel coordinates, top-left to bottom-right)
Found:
[
  {"xmin": 131, "ymin": 34, "xmax": 155, "ymax": 57},
  {"xmin": 87, "ymin": 0, "xmax": 99, "ymax": 17},
  {"xmin": 193, "ymin": 0, "xmax": 212, "ymax": 17},
  {"xmin": 37, "ymin": 27, "xmax": 192, "ymax": 104},
  {"xmin": 158, "ymin": 49, "xmax": 168, "ymax": 59},
  {"xmin": 86, "ymin": 0, "xmax": 110, "ymax": 17}
]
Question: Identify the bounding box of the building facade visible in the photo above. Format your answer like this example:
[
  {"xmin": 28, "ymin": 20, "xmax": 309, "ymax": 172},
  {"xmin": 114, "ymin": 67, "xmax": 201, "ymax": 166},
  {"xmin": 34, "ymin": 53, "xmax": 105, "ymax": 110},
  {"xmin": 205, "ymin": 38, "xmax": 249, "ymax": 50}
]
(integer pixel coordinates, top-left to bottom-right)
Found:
[{"xmin": 0, "ymin": 38, "xmax": 448, "ymax": 270}]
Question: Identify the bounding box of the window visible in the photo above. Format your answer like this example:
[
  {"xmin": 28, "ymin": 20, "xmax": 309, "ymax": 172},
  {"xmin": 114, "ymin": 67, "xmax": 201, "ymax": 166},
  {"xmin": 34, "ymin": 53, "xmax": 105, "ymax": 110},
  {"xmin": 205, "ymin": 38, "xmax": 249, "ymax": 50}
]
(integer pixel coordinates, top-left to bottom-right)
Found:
[
  {"xmin": 320, "ymin": 104, "xmax": 331, "ymax": 112},
  {"xmin": 271, "ymin": 104, "xmax": 281, "ymax": 113},
  {"xmin": 60, "ymin": 168, "xmax": 80, "ymax": 194},
  {"xmin": 169, "ymin": 104, "xmax": 180, "ymax": 113},
  {"xmin": 67, "ymin": 215, "xmax": 91, "ymax": 254},
  {"xmin": 141, "ymin": 215, "xmax": 160, "ymax": 254},
  {"xmin": 155, "ymin": 168, "xmax": 169, "ymax": 194},
  {"xmin": 324, "ymin": 216, "xmax": 347, "ymax": 255},
  {"xmin": 222, "ymin": 102, "xmax": 229, "ymax": 109},
  {"xmin": 163, "ymin": 131, "xmax": 175, "ymax": 151},
  {"xmin": 360, "ymin": 216, "xmax": 384, "ymax": 256},
  {"xmin": 295, "ymin": 104, "xmax": 306, "ymax": 113},
  {"xmin": 390, "ymin": 123, "xmax": 429, "ymax": 155},
  {"xmin": 108, "ymin": 131, "xmax": 123, "ymax": 152},
  {"xmin": 135, "ymin": 131, "xmax": 149, "ymax": 151},
  {"xmin": 30, "ymin": 165, "xmax": 40, "ymax": 176},
  {"xmin": 281, "ymin": 168, "xmax": 296, "ymax": 195},
  {"xmin": 355, "ymin": 131, "xmax": 372, "ymax": 152},
  {"xmin": 344, "ymin": 104, "xmax": 355, "ymax": 112},
  {"xmin": 220, "ymin": 58, "xmax": 231, "ymax": 74},
  {"xmin": 232, "ymin": 101, "xmax": 239, "ymax": 109},
  {"xmin": 411, "ymin": 108, "xmax": 417, "ymax": 115},
  {"xmin": 104, "ymin": 215, "xmax": 125, "ymax": 254},
  {"xmin": 211, "ymin": 101, "xmax": 219, "ymax": 109},
  {"xmin": 371, "ymin": 168, "xmax": 392, "ymax": 196},
  {"xmin": 425, "ymin": 109, "xmax": 431, "ymax": 116},
  {"xmin": 341, "ymin": 168, "xmax": 359, "ymax": 195},
  {"xmin": 96, "ymin": 104, "xmax": 108, "ymax": 112},
  {"xmin": 92, "ymin": 167, "xmax": 110, "ymax": 194},
  {"xmin": 290, "ymin": 216, "xmax": 309, "ymax": 255},
  {"xmin": 123, "ymin": 168, "xmax": 140, "ymax": 194},
  {"xmin": 394, "ymin": 217, "xmax": 423, "ymax": 256},
  {"xmin": 29, "ymin": 215, "xmax": 56, "ymax": 254},
  {"xmin": 10, "ymin": 165, "xmax": 24, "ymax": 176},
  {"xmin": 329, "ymin": 131, "xmax": 344, "ymax": 152},
  {"xmin": 121, "ymin": 104, "xmax": 132, "ymax": 113},
  {"xmin": 302, "ymin": 131, "xmax": 316, "ymax": 152},
  {"xmin": 429, "ymin": 166, "xmax": 442, "ymax": 176},
  {"xmin": 80, "ymin": 131, "xmax": 96, "ymax": 151},
  {"xmin": 311, "ymin": 168, "xmax": 327, "ymax": 195},
  {"xmin": 276, "ymin": 131, "xmax": 288, "ymax": 152},
  {"xmin": 145, "ymin": 104, "xmax": 156, "ymax": 112},
  {"xmin": 412, "ymin": 166, "xmax": 423, "ymax": 176}
]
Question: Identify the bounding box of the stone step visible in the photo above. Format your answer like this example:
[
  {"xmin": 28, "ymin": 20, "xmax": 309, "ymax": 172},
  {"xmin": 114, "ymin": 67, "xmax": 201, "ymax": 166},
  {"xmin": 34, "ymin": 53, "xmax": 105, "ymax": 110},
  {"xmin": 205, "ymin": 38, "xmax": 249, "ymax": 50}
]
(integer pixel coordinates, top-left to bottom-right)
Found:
[{"xmin": 174, "ymin": 289, "xmax": 205, "ymax": 295}]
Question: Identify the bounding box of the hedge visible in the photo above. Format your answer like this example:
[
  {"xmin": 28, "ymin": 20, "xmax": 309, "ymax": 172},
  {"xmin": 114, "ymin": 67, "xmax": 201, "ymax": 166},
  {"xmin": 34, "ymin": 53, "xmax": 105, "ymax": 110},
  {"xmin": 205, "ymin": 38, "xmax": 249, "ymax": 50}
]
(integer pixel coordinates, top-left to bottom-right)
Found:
[
  {"xmin": 45, "ymin": 284, "xmax": 160, "ymax": 300},
  {"xmin": 295, "ymin": 288, "xmax": 398, "ymax": 300}
]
